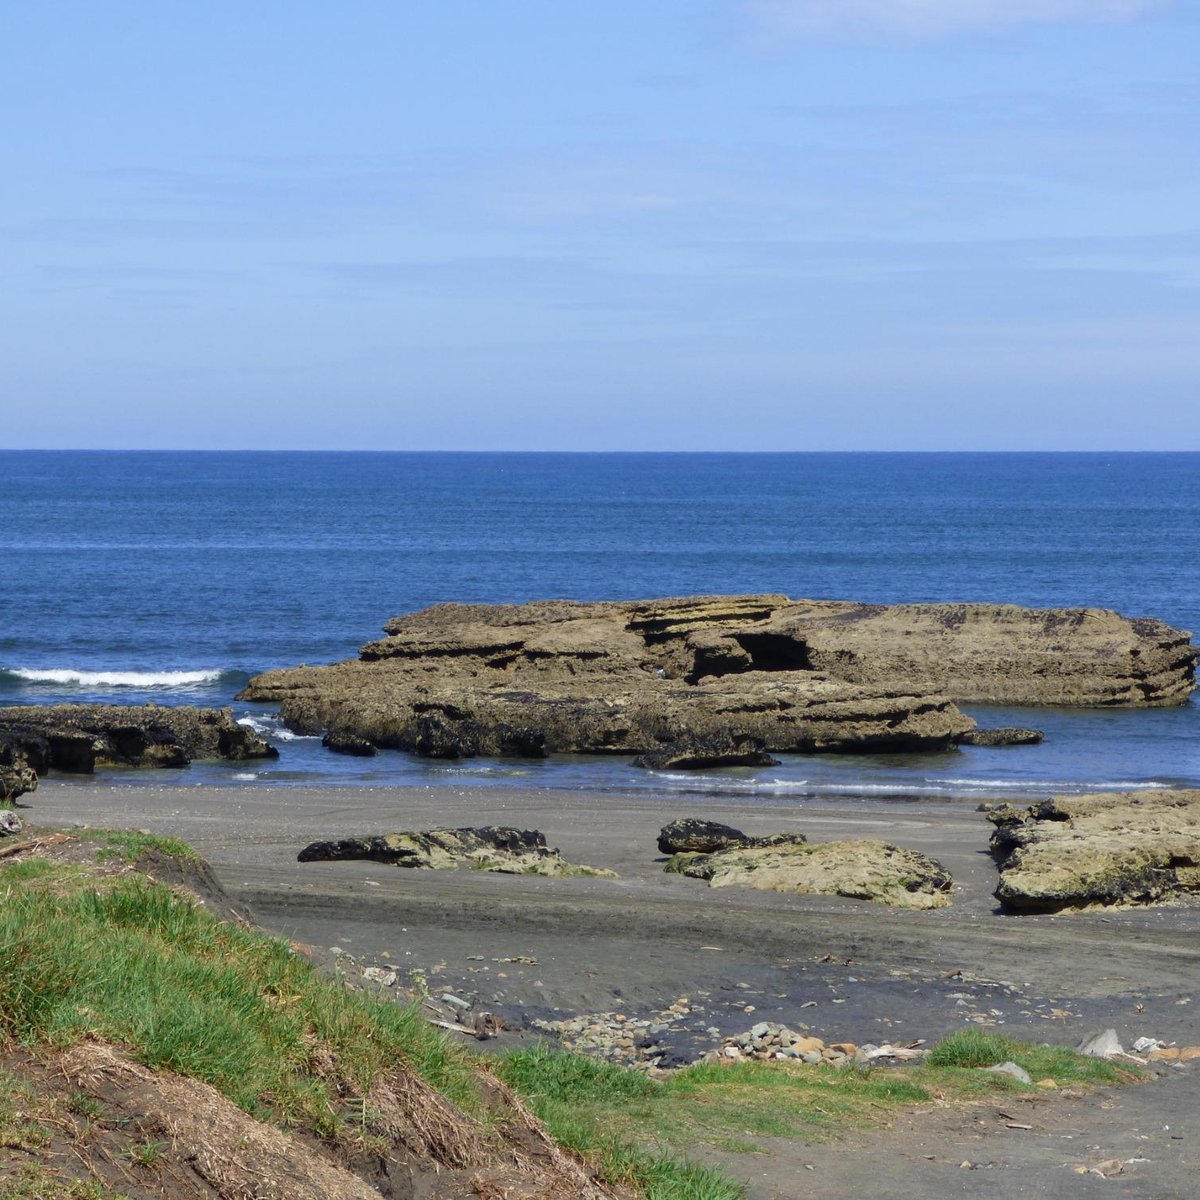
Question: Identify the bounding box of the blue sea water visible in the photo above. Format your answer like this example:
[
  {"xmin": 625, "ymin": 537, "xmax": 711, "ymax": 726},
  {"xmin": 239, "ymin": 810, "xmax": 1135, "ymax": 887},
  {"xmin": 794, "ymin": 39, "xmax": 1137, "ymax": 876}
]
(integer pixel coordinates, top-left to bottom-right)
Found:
[{"xmin": 2, "ymin": 450, "xmax": 1199, "ymax": 800}]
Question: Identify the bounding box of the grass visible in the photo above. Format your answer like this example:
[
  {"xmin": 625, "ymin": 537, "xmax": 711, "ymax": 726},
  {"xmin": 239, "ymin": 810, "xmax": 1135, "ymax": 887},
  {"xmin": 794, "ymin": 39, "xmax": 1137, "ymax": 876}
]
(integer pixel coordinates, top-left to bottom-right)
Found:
[
  {"xmin": 0, "ymin": 1166, "xmax": 128, "ymax": 1200},
  {"xmin": 497, "ymin": 1031, "xmax": 1140, "ymax": 1196},
  {"xmin": 0, "ymin": 869, "xmax": 481, "ymax": 1135},
  {"xmin": 72, "ymin": 827, "xmax": 202, "ymax": 866}
]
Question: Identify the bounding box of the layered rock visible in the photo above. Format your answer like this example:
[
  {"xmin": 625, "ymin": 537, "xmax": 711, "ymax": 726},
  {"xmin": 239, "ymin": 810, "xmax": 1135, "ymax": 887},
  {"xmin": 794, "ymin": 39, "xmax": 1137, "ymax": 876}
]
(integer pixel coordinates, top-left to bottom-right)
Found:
[
  {"xmin": 297, "ymin": 826, "xmax": 615, "ymax": 877},
  {"xmin": 240, "ymin": 595, "xmax": 1194, "ymax": 761},
  {"xmin": 0, "ymin": 705, "xmax": 278, "ymax": 775},
  {"xmin": 989, "ymin": 790, "xmax": 1200, "ymax": 912},
  {"xmin": 666, "ymin": 831, "xmax": 954, "ymax": 910}
]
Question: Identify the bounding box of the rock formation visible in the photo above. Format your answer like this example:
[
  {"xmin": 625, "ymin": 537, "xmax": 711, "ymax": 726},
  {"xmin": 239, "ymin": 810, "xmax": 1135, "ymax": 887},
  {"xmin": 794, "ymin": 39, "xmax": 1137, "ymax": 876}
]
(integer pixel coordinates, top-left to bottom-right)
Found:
[
  {"xmin": 0, "ymin": 705, "xmax": 278, "ymax": 776},
  {"xmin": 663, "ymin": 822, "xmax": 954, "ymax": 910},
  {"xmin": 957, "ymin": 727, "xmax": 1044, "ymax": 747},
  {"xmin": 297, "ymin": 826, "xmax": 615, "ymax": 877},
  {"xmin": 239, "ymin": 595, "xmax": 1193, "ymax": 761},
  {"xmin": 0, "ymin": 735, "xmax": 39, "ymax": 803},
  {"xmin": 989, "ymin": 790, "xmax": 1200, "ymax": 912}
]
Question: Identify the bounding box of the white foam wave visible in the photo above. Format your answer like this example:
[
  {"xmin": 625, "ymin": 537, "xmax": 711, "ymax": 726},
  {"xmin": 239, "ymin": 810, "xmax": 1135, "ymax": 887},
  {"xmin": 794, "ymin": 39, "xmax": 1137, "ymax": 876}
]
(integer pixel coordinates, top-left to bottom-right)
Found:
[
  {"xmin": 645, "ymin": 772, "xmax": 1173, "ymax": 797},
  {"xmin": 236, "ymin": 715, "xmax": 316, "ymax": 742},
  {"xmin": 5, "ymin": 667, "xmax": 223, "ymax": 688}
]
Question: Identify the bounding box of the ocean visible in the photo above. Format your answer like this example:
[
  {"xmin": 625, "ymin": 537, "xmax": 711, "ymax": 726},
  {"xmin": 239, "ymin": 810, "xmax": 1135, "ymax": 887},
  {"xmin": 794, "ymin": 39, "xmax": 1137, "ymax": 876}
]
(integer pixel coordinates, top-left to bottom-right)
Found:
[{"xmin": 3, "ymin": 450, "xmax": 1199, "ymax": 800}]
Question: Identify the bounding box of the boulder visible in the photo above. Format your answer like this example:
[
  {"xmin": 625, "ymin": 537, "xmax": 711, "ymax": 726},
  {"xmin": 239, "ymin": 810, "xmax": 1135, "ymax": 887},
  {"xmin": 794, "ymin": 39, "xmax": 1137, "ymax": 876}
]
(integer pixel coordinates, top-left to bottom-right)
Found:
[
  {"xmin": 957, "ymin": 727, "xmax": 1044, "ymax": 747},
  {"xmin": 322, "ymin": 731, "xmax": 378, "ymax": 757},
  {"xmin": 0, "ymin": 737, "xmax": 39, "ymax": 804},
  {"xmin": 297, "ymin": 826, "xmax": 616, "ymax": 878},
  {"xmin": 668, "ymin": 837, "xmax": 954, "ymax": 909},
  {"xmin": 657, "ymin": 818, "xmax": 764, "ymax": 855},
  {"xmin": 634, "ymin": 734, "xmax": 780, "ymax": 771},
  {"xmin": 239, "ymin": 595, "xmax": 1193, "ymax": 762},
  {"xmin": 0, "ymin": 809, "xmax": 23, "ymax": 835},
  {"xmin": 0, "ymin": 705, "xmax": 278, "ymax": 774},
  {"xmin": 989, "ymin": 790, "xmax": 1200, "ymax": 912}
]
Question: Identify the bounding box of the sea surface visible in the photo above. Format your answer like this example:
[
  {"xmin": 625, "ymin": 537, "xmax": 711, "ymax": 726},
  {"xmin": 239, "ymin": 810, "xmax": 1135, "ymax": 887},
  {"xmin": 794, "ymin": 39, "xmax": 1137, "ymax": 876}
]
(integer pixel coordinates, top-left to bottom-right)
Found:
[{"xmin": 3, "ymin": 450, "xmax": 1199, "ymax": 801}]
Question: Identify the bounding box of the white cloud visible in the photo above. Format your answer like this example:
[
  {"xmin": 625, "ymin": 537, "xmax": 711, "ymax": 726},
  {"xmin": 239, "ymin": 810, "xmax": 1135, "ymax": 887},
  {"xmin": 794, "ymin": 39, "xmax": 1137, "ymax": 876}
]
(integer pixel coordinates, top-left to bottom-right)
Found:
[{"xmin": 745, "ymin": 0, "xmax": 1168, "ymax": 38}]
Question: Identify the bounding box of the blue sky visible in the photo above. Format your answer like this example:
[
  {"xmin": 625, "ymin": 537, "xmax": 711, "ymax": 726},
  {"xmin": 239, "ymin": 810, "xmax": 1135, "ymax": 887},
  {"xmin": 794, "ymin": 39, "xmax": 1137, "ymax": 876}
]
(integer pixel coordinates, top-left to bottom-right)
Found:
[{"xmin": 4, "ymin": 1, "xmax": 1198, "ymax": 449}]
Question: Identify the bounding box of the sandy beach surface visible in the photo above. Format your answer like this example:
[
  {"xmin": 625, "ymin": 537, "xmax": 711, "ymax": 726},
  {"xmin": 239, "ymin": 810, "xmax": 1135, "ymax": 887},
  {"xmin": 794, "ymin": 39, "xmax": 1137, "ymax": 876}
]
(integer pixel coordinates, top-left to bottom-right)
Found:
[{"xmin": 28, "ymin": 778, "xmax": 1200, "ymax": 1197}]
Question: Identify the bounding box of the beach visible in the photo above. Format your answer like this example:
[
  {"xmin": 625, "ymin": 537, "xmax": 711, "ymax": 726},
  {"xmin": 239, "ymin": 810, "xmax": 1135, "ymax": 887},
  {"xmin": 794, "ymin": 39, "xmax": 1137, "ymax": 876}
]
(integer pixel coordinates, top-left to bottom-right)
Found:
[{"xmin": 32, "ymin": 779, "xmax": 1200, "ymax": 1052}]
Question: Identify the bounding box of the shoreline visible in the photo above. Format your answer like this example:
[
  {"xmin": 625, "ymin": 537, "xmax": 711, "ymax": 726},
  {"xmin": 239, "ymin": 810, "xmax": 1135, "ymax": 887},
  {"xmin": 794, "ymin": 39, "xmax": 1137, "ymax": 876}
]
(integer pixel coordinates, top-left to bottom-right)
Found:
[{"xmin": 25, "ymin": 779, "xmax": 1200, "ymax": 1062}]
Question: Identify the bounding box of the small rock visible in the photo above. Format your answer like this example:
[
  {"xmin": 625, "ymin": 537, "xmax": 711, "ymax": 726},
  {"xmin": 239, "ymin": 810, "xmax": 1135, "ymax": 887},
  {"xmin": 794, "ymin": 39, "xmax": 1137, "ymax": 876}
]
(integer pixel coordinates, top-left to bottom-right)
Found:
[
  {"xmin": 0, "ymin": 810, "xmax": 22, "ymax": 836},
  {"xmin": 983, "ymin": 1061, "xmax": 1033, "ymax": 1084},
  {"xmin": 1077, "ymin": 1029, "xmax": 1124, "ymax": 1058},
  {"xmin": 441, "ymin": 993, "xmax": 471, "ymax": 1011},
  {"xmin": 362, "ymin": 967, "xmax": 397, "ymax": 986}
]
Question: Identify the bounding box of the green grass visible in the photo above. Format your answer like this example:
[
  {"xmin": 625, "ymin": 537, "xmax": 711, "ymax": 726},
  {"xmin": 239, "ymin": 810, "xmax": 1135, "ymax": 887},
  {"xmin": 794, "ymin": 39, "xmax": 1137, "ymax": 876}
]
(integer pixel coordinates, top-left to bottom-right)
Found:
[
  {"xmin": 0, "ymin": 872, "xmax": 480, "ymax": 1134},
  {"xmin": 0, "ymin": 1166, "xmax": 128, "ymax": 1200},
  {"xmin": 72, "ymin": 828, "xmax": 202, "ymax": 867},
  {"xmin": 497, "ymin": 1031, "xmax": 1139, "ymax": 1194}
]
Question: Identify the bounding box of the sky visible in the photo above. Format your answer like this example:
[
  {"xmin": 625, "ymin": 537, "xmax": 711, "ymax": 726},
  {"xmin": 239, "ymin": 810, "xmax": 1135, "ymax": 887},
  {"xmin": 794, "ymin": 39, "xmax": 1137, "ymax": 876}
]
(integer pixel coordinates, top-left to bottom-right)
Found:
[{"xmin": 3, "ymin": 1, "xmax": 1199, "ymax": 450}]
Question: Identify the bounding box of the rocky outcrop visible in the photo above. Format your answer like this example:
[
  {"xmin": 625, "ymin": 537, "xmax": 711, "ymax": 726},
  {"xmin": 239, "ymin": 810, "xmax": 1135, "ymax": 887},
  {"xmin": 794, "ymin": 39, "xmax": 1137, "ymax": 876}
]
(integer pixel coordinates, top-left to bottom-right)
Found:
[
  {"xmin": 989, "ymin": 790, "xmax": 1200, "ymax": 913},
  {"xmin": 0, "ymin": 736, "xmax": 39, "ymax": 804},
  {"xmin": 239, "ymin": 595, "xmax": 1193, "ymax": 762},
  {"xmin": 0, "ymin": 705, "xmax": 278, "ymax": 775},
  {"xmin": 657, "ymin": 818, "xmax": 764, "ymax": 855},
  {"xmin": 297, "ymin": 826, "xmax": 616, "ymax": 877},
  {"xmin": 634, "ymin": 734, "xmax": 779, "ymax": 771},
  {"xmin": 957, "ymin": 727, "xmax": 1044, "ymax": 747},
  {"xmin": 667, "ymin": 833, "xmax": 954, "ymax": 909}
]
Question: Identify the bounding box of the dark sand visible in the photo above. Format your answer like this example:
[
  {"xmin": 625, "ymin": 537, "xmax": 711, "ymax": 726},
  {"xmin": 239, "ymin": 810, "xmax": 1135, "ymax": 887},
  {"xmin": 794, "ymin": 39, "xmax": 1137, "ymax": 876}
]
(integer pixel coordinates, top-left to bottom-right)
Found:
[{"xmin": 28, "ymin": 779, "xmax": 1200, "ymax": 1197}]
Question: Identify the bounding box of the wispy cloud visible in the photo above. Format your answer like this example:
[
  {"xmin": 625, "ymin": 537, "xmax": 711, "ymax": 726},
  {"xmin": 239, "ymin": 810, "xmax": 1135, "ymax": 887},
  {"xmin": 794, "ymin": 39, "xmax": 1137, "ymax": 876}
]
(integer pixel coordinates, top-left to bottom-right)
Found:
[{"xmin": 744, "ymin": 0, "xmax": 1169, "ymax": 39}]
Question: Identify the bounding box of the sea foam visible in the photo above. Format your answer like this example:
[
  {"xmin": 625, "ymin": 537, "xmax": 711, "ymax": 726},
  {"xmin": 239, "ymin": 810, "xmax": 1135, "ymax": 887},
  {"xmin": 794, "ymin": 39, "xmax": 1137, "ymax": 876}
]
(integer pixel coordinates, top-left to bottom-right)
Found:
[{"xmin": 3, "ymin": 667, "xmax": 224, "ymax": 688}]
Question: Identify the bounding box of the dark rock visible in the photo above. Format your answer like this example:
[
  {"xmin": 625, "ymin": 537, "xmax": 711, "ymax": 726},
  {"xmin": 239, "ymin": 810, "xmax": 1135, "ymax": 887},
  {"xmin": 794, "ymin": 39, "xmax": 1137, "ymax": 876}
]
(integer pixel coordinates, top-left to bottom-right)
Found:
[
  {"xmin": 635, "ymin": 734, "xmax": 780, "ymax": 771},
  {"xmin": 957, "ymin": 727, "xmax": 1044, "ymax": 747},
  {"xmin": 0, "ymin": 737, "xmax": 40, "ymax": 803},
  {"xmin": 322, "ymin": 731, "xmax": 378, "ymax": 757},
  {"xmin": 0, "ymin": 705, "xmax": 278, "ymax": 774},
  {"xmin": 297, "ymin": 826, "xmax": 615, "ymax": 877},
  {"xmin": 658, "ymin": 818, "xmax": 758, "ymax": 855}
]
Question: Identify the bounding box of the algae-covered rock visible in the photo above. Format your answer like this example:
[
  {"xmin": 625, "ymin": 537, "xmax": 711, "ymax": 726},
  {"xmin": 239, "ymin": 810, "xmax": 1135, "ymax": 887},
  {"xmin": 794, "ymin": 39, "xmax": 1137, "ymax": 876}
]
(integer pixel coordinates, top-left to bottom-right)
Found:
[
  {"xmin": 298, "ymin": 826, "xmax": 616, "ymax": 878},
  {"xmin": 657, "ymin": 818, "xmax": 766, "ymax": 855},
  {"xmin": 635, "ymin": 734, "xmax": 780, "ymax": 771},
  {"xmin": 671, "ymin": 836, "xmax": 953, "ymax": 909},
  {"xmin": 957, "ymin": 727, "xmax": 1044, "ymax": 747},
  {"xmin": 989, "ymin": 790, "xmax": 1200, "ymax": 912}
]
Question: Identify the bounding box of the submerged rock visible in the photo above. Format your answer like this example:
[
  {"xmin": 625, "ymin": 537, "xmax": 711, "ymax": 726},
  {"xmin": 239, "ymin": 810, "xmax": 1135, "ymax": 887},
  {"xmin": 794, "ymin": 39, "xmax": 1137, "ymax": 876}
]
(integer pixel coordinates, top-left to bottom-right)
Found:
[
  {"xmin": 297, "ymin": 826, "xmax": 616, "ymax": 878},
  {"xmin": 240, "ymin": 595, "xmax": 1193, "ymax": 762},
  {"xmin": 634, "ymin": 734, "xmax": 780, "ymax": 771},
  {"xmin": 989, "ymin": 790, "xmax": 1200, "ymax": 912},
  {"xmin": 957, "ymin": 727, "xmax": 1044, "ymax": 747},
  {"xmin": 668, "ymin": 836, "xmax": 954, "ymax": 909},
  {"xmin": 0, "ymin": 705, "xmax": 278, "ymax": 776}
]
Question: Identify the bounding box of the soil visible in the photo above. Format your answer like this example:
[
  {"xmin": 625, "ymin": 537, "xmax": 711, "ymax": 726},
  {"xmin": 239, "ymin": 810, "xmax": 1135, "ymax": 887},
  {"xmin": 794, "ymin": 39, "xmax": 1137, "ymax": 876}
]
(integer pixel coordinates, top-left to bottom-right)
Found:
[{"xmin": 24, "ymin": 780, "xmax": 1200, "ymax": 1198}]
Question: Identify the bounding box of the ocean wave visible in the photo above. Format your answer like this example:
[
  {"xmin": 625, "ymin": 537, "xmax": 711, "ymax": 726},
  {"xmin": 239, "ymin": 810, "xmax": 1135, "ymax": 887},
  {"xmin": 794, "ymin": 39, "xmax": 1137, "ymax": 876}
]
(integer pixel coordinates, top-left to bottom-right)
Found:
[
  {"xmin": 643, "ymin": 772, "xmax": 1174, "ymax": 797},
  {"xmin": 2, "ymin": 667, "xmax": 226, "ymax": 689},
  {"xmin": 236, "ymin": 714, "xmax": 318, "ymax": 742}
]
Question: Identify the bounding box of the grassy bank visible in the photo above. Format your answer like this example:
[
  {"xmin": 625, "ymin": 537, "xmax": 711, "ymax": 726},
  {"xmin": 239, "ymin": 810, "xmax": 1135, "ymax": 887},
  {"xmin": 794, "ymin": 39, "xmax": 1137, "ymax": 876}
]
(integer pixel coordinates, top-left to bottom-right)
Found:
[{"xmin": 0, "ymin": 830, "xmax": 1138, "ymax": 1200}]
